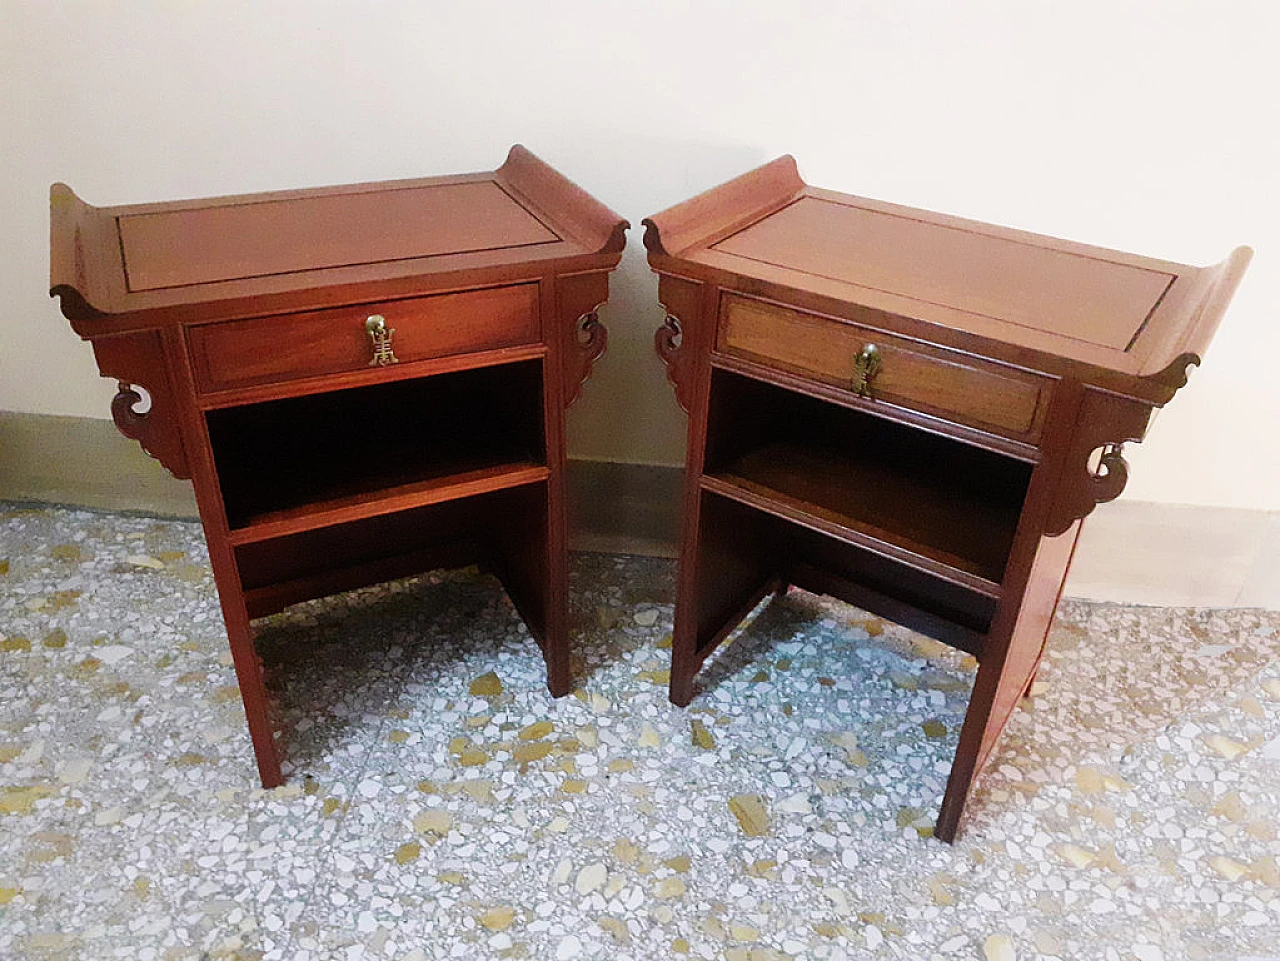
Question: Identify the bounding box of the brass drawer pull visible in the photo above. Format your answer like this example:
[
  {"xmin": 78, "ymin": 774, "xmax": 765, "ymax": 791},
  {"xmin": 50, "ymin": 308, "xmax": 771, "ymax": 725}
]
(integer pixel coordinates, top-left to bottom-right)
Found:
[
  {"xmin": 365, "ymin": 315, "xmax": 399, "ymax": 366},
  {"xmin": 851, "ymin": 343, "xmax": 881, "ymax": 397}
]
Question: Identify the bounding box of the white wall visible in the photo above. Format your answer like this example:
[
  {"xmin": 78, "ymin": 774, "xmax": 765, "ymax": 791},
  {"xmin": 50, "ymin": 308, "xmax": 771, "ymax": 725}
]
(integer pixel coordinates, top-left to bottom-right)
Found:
[{"xmin": 4, "ymin": 1, "xmax": 1277, "ymax": 508}]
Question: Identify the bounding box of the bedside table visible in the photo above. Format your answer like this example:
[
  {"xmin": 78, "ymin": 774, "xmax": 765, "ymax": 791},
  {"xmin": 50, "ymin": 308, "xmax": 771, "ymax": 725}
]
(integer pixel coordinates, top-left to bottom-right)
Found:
[
  {"xmin": 51, "ymin": 146, "xmax": 627, "ymax": 787},
  {"xmin": 644, "ymin": 156, "xmax": 1249, "ymax": 841}
]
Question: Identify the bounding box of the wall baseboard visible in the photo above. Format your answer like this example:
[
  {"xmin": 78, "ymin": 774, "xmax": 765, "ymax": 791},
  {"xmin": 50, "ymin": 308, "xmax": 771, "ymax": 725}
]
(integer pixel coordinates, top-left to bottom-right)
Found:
[
  {"xmin": 566, "ymin": 459, "xmax": 680, "ymax": 559},
  {"xmin": 3, "ymin": 412, "xmax": 1276, "ymax": 610},
  {"xmin": 0, "ymin": 411, "xmax": 199, "ymax": 517},
  {"xmin": 1065, "ymin": 500, "xmax": 1279, "ymax": 610}
]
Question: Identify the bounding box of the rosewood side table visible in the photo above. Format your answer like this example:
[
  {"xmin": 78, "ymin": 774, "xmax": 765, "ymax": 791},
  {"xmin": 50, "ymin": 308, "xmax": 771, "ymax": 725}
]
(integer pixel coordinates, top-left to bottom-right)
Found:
[
  {"xmin": 645, "ymin": 156, "xmax": 1250, "ymax": 841},
  {"xmin": 51, "ymin": 146, "xmax": 627, "ymax": 788}
]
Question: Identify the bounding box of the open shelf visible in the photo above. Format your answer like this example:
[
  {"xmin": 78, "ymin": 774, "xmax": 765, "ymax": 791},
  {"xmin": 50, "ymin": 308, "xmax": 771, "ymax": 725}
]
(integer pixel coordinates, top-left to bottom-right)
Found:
[
  {"xmin": 207, "ymin": 360, "xmax": 545, "ymax": 536},
  {"xmin": 233, "ymin": 482, "xmax": 549, "ymax": 621},
  {"xmin": 693, "ymin": 490, "xmax": 996, "ymax": 652},
  {"xmin": 703, "ymin": 369, "xmax": 1032, "ymax": 588},
  {"xmin": 224, "ymin": 462, "xmax": 548, "ymax": 546}
]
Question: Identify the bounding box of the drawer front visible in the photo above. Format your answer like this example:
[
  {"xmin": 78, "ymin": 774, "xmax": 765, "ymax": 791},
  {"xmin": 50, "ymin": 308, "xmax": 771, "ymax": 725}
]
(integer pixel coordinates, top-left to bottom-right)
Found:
[
  {"xmin": 717, "ymin": 294, "xmax": 1048, "ymax": 441},
  {"xmin": 190, "ymin": 284, "xmax": 540, "ymax": 393}
]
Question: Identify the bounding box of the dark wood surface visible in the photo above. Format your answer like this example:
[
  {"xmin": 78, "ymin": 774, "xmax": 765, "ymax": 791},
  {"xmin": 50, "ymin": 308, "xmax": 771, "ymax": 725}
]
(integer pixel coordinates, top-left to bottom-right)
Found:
[
  {"xmin": 708, "ymin": 445, "xmax": 1019, "ymax": 589},
  {"xmin": 702, "ymin": 369, "xmax": 1030, "ymax": 587},
  {"xmin": 711, "ymin": 194, "xmax": 1173, "ymax": 349},
  {"xmin": 52, "ymin": 147, "xmax": 627, "ymax": 788},
  {"xmin": 645, "ymin": 156, "xmax": 1252, "ymax": 404},
  {"xmin": 717, "ymin": 293, "xmax": 1049, "ymax": 442},
  {"xmin": 206, "ymin": 361, "xmax": 546, "ymax": 529},
  {"xmin": 51, "ymin": 145, "xmax": 626, "ymax": 332},
  {"xmin": 188, "ymin": 283, "xmax": 540, "ymax": 392},
  {"xmin": 647, "ymin": 157, "xmax": 1249, "ymax": 842},
  {"xmin": 118, "ymin": 180, "xmax": 561, "ymax": 292}
]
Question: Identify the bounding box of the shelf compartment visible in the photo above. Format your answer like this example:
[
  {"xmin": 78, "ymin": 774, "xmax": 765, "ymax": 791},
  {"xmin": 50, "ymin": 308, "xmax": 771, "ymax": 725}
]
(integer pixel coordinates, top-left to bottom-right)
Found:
[
  {"xmin": 703, "ymin": 452, "xmax": 1004, "ymax": 597},
  {"xmin": 226, "ymin": 462, "xmax": 549, "ymax": 546},
  {"xmin": 189, "ymin": 283, "xmax": 540, "ymax": 393},
  {"xmin": 704, "ymin": 369, "xmax": 1031, "ymax": 588},
  {"xmin": 235, "ymin": 483, "xmax": 546, "ymax": 618},
  {"xmin": 696, "ymin": 489, "xmax": 996, "ymax": 653},
  {"xmin": 207, "ymin": 360, "xmax": 545, "ymax": 534},
  {"xmin": 197, "ymin": 344, "xmax": 547, "ymax": 412},
  {"xmin": 711, "ymin": 352, "xmax": 1041, "ymax": 463}
]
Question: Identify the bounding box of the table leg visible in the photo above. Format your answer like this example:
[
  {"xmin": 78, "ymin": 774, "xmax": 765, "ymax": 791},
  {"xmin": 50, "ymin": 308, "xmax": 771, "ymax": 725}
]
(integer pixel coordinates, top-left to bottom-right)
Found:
[
  {"xmin": 935, "ymin": 522, "xmax": 1081, "ymax": 841},
  {"xmin": 220, "ymin": 596, "xmax": 283, "ymax": 788}
]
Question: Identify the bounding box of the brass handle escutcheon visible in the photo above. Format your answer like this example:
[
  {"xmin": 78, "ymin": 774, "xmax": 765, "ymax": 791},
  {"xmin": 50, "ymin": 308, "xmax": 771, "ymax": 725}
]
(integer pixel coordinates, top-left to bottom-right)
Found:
[
  {"xmin": 851, "ymin": 343, "xmax": 882, "ymax": 397},
  {"xmin": 365, "ymin": 315, "xmax": 399, "ymax": 367}
]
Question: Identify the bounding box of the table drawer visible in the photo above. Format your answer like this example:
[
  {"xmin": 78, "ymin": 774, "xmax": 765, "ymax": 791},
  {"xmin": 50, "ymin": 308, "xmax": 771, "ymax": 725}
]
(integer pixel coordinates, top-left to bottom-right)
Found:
[
  {"xmin": 189, "ymin": 284, "xmax": 540, "ymax": 393},
  {"xmin": 717, "ymin": 293, "xmax": 1048, "ymax": 442}
]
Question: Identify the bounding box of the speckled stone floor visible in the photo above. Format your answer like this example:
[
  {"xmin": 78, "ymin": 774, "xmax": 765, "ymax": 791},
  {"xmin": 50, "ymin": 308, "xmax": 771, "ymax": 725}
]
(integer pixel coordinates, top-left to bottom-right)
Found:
[{"xmin": 2, "ymin": 504, "xmax": 1279, "ymax": 961}]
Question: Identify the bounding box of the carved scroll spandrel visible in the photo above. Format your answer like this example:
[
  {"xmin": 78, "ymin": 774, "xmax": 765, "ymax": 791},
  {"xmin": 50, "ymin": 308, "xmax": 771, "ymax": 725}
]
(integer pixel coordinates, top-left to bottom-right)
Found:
[
  {"xmin": 111, "ymin": 381, "xmax": 151, "ymax": 443},
  {"xmin": 654, "ymin": 313, "xmax": 691, "ymax": 412},
  {"xmin": 1044, "ymin": 388, "xmax": 1152, "ymax": 537},
  {"xmin": 564, "ymin": 307, "xmax": 607, "ymax": 407},
  {"xmin": 556, "ymin": 271, "xmax": 612, "ymax": 408},
  {"xmin": 653, "ymin": 275, "xmax": 705, "ymax": 414},
  {"xmin": 90, "ymin": 331, "xmax": 191, "ymax": 480}
]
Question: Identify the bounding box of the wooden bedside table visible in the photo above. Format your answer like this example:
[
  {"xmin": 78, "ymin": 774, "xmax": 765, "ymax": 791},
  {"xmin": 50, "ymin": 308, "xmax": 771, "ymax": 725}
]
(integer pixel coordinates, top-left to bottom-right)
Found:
[
  {"xmin": 645, "ymin": 156, "xmax": 1250, "ymax": 841},
  {"xmin": 50, "ymin": 146, "xmax": 627, "ymax": 788}
]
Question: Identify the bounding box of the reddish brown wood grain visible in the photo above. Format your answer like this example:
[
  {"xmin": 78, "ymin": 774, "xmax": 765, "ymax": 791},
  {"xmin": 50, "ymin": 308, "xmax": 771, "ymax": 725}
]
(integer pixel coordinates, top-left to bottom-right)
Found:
[
  {"xmin": 553, "ymin": 270, "xmax": 613, "ymax": 408},
  {"xmin": 642, "ymin": 156, "xmax": 803, "ymax": 258},
  {"xmin": 188, "ymin": 284, "xmax": 540, "ymax": 393},
  {"xmin": 645, "ymin": 160, "xmax": 1251, "ymax": 407},
  {"xmin": 653, "ymin": 274, "xmax": 706, "ymax": 414},
  {"xmin": 497, "ymin": 146, "xmax": 629, "ymax": 256},
  {"xmin": 717, "ymin": 293, "xmax": 1049, "ymax": 442},
  {"xmin": 50, "ymin": 146, "xmax": 627, "ymax": 337},
  {"xmin": 90, "ymin": 330, "xmax": 191, "ymax": 479},
  {"xmin": 51, "ymin": 148, "xmax": 626, "ymax": 787},
  {"xmin": 648, "ymin": 156, "xmax": 1249, "ymax": 842},
  {"xmin": 118, "ymin": 181, "xmax": 559, "ymax": 292},
  {"xmin": 711, "ymin": 195, "xmax": 1174, "ymax": 349}
]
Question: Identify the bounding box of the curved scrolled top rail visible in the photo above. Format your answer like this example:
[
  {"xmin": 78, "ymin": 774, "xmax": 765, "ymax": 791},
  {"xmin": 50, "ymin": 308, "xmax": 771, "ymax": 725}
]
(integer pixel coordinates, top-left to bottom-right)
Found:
[
  {"xmin": 496, "ymin": 145, "xmax": 629, "ymax": 256},
  {"xmin": 642, "ymin": 155, "xmax": 804, "ymax": 259},
  {"xmin": 49, "ymin": 182, "xmax": 110, "ymax": 320},
  {"xmin": 1139, "ymin": 245, "xmax": 1253, "ymax": 400}
]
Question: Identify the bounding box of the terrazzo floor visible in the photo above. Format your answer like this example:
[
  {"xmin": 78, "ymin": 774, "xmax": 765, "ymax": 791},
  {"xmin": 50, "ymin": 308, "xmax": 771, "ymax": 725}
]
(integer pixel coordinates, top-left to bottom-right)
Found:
[{"xmin": 2, "ymin": 504, "xmax": 1279, "ymax": 961}]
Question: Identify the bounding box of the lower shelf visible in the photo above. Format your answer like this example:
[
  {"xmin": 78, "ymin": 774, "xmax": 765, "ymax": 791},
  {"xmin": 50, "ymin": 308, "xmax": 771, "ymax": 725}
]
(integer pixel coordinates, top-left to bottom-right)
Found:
[
  {"xmin": 241, "ymin": 538, "xmax": 483, "ymax": 619},
  {"xmin": 234, "ymin": 481, "xmax": 551, "ymax": 624},
  {"xmin": 226, "ymin": 462, "xmax": 549, "ymax": 545},
  {"xmin": 706, "ymin": 440, "xmax": 1016, "ymax": 593}
]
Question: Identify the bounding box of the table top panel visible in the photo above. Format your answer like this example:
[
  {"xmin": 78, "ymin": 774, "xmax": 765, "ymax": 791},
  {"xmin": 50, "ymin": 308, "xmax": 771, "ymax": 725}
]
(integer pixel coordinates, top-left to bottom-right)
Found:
[
  {"xmin": 709, "ymin": 195, "xmax": 1174, "ymax": 352},
  {"xmin": 643, "ymin": 155, "xmax": 1251, "ymax": 398},
  {"xmin": 52, "ymin": 147, "xmax": 627, "ymax": 331},
  {"xmin": 119, "ymin": 180, "xmax": 561, "ymax": 292}
]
